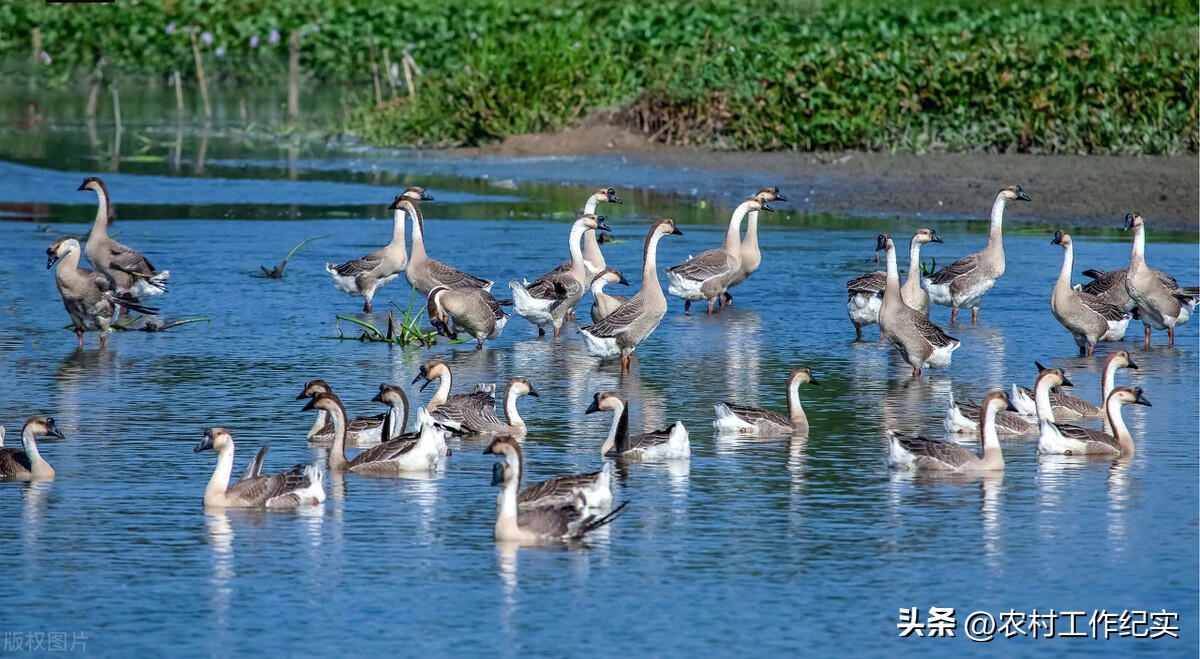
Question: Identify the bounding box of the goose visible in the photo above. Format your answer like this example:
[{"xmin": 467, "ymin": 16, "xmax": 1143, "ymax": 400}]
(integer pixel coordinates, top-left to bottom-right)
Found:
[
  {"xmin": 510, "ymin": 214, "xmax": 611, "ymax": 336},
  {"xmin": 887, "ymin": 391, "xmax": 1009, "ymax": 472},
  {"xmin": 296, "ymin": 379, "xmax": 385, "ymax": 444},
  {"xmin": 400, "ymin": 198, "xmax": 493, "ymax": 298},
  {"xmin": 846, "ymin": 228, "xmax": 943, "ymax": 340},
  {"xmin": 713, "ymin": 367, "xmax": 819, "ymax": 436},
  {"xmin": 925, "ymin": 185, "xmax": 1030, "ymax": 323},
  {"xmin": 943, "ymin": 394, "xmax": 1035, "ymax": 435},
  {"xmin": 1049, "ymin": 231, "xmax": 1131, "ymax": 356},
  {"xmin": 371, "ymin": 383, "xmax": 413, "ymax": 441},
  {"xmin": 47, "ymin": 237, "xmax": 158, "ymax": 349},
  {"xmin": 1011, "ymin": 353, "xmax": 1138, "ymax": 427},
  {"xmin": 580, "ymin": 218, "xmax": 683, "ymax": 371},
  {"xmin": 410, "ymin": 358, "xmax": 482, "ymax": 422},
  {"xmin": 722, "ymin": 186, "xmax": 787, "ymax": 306},
  {"xmin": 303, "ymin": 392, "xmax": 447, "ymax": 474},
  {"xmin": 1075, "ymin": 267, "xmax": 1192, "ymax": 314},
  {"xmin": 1033, "ymin": 369, "xmax": 1149, "ymax": 456},
  {"xmin": 0, "ymin": 416, "xmax": 63, "ymax": 481},
  {"xmin": 413, "ymin": 361, "xmax": 537, "ymax": 435},
  {"xmin": 78, "ymin": 177, "xmax": 170, "ymax": 299},
  {"xmin": 427, "ymin": 285, "xmax": 509, "ymax": 350},
  {"xmin": 877, "ymin": 234, "xmax": 960, "ymax": 376},
  {"xmin": 1123, "ymin": 213, "xmax": 1199, "ymax": 347},
  {"xmin": 485, "ymin": 435, "xmax": 627, "ymax": 543},
  {"xmin": 325, "ymin": 186, "xmax": 431, "ymax": 313},
  {"xmin": 485, "ymin": 436, "xmax": 612, "ymax": 509},
  {"xmin": 589, "ymin": 268, "xmax": 630, "ymax": 323},
  {"xmin": 585, "ymin": 391, "xmax": 690, "ymax": 459},
  {"xmin": 193, "ymin": 428, "xmax": 324, "ymax": 507},
  {"xmin": 665, "ymin": 196, "xmax": 770, "ymax": 315}
]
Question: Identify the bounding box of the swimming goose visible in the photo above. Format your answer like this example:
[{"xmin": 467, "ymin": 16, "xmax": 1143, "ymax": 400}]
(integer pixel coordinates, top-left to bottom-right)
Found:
[
  {"xmin": 722, "ymin": 186, "xmax": 787, "ymax": 305},
  {"xmin": 1123, "ymin": 213, "xmax": 1199, "ymax": 347},
  {"xmin": 47, "ymin": 237, "xmax": 159, "ymax": 349},
  {"xmin": 713, "ymin": 367, "xmax": 819, "ymax": 436},
  {"xmin": 846, "ymin": 228, "xmax": 943, "ymax": 340},
  {"xmin": 325, "ymin": 186, "xmax": 431, "ymax": 313},
  {"xmin": 1033, "ymin": 369, "xmax": 1149, "ymax": 456},
  {"xmin": 413, "ymin": 362, "xmax": 536, "ymax": 434},
  {"xmin": 666, "ymin": 197, "xmax": 770, "ymax": 315},
  {"xmin": 510, "ymin": 214, "xmax": 611, "ymax": 336},
  {"xmin": 0, "ymin": 416, "xmax": 63, "ymax": 481},
  {"xmin": 1049, "ymin": 231, "xmax": 1131, "ymax": 356},
  {"xmin": 877, "ymin": 234, "xmax": 960, "ymax": 377},
  {"xmin": 887, "ymin": 391, "xmax": 1009, "ymax": 472},
  {"xmin": 1011, "ymin": 353, "xmax": 1137, "ymax": 427},
  {"xmin": 486, "ymin": 436, "xmax": 612, "ymax": 510},
  {"xmin": 589, "ymin": 268, "xmax": 630, "ymax": 323},
  {"xmin": 943, "ymin": 394, "xmax": 1034, "ymax": 435},
  {"xmin": 427, "ymin": 285, "xmax": 509, "ymax": 350},
  {"xmin": 485, "ymin": 436, "xmax": 627, "ymax": 543},
  {"xmin": 303, "ymin": 392, "xmax": 447, "ymax": 473},
  {"xmin": 296, "ymin": 379, "xmax": 385, "ymax": 444},
  {"xmin": 193, "ymin": 429, "xmax": 324, "ymax": 507},
  {"xmin": 400, "ymin": 198, "xmax": 493, "ymax": 298},
  {"xmin": 925, "ymin": 185, "xmax": 1030, "ymax": 323},
  {"xmin": 78, "ymin": 177, "xmax": 170, "ymax": 298},
  {"xmin": 580, "ymin": 218, "xmax": 683, "ymax": 371},
  {"xmin": 371, "ymin": 383, "xmax": 412, "ymax": 440},
  {"xmin": 585, "ymin": 391, "xmax": 690, "ymax": 459}
]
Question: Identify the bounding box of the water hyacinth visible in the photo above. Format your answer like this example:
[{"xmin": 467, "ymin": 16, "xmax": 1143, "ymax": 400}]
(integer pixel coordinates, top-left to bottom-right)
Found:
[
  {"xmin": 215, "ymin": 46, "xmax": 225, "ymax": 58},
  {"xmin": 201, "ymin": 31, "xmax": 213, "ymax": 45},
  {"xmin": 269, "ymin": 29, "xmax": 280, "ymax": 44},
  {"xmin": 249, "ymin": 35, "xmax": 259, "ymax": 48},
  {"xmin": 165, "ymin": 22, "xmax": 175, "ymax": 35}
]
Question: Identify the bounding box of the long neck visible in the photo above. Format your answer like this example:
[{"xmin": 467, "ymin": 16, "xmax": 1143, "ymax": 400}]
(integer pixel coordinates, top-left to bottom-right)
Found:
[
  {"xmin": 1129, "ymin": 223, "xmax": 1145, "ymax": 270},
  {"xmin": 327, "ymin": 404, "xmax": 348, "ymax": 470},
  {"xmin": 1100, "ymin": 361, "xmax": 1119, "ymax": 433},
  {"xmin": 307, "ymin": 409, "xmax": 328, "ymax": 439},
  {"xmin": 1056, "ymin": 243, "xmax": 1074, "ymax": 292},
  {"xmin": 903, "ymin": 238, "xmax": 923, "ymax": 291},
  {"xmin": 987, "ymin": 194, "xmax": 1006, "ymax": 250},
  {"xmin": 979, "ymin": 405, "xmax": 1003, "ymax": 460},
  {"xmin": 206, "ymin": 443, "xmax": 235, "ymax": 501},
  {"xmin": 384, "ymin": 398, "xmax": 409, "ymax": 440},
  {"xmin": 786, "ymin": 380, "xmax": 808, "ymax": 427},
  {"xmin": 640, "ymin": 230, "xmax": 665, "ymax": 295},
  {"xmin": 580, "ymin": 197, "xmax": 605, "ymax": 269},
  {"xmin": 407, "ymin": 206, "xmax": 427, "ymax": 260},
  {"xmin": 601, "ymin": 404, "xmax": 627, "ymax": 457},
  {"xmin": 724, "ymin": 202, "xmax": 752, "ymax": 252},
  {"xmin": 1034, "ymin": 376, "xmax": 1057, "ymax": 424},
  {"xmin": 429, "ymin": 373, "xmax": 451, "ymax": 409},
  {"xmin": 883, "ymin": 243, "xmax": 901, "ymax": 298},
  {"xmin": 88, "ymin": 188, "xmax": 111, "ymax": 240},
  {"xmin": 56, "ymin": 247, "xmax": 83, "ymax": 277},
  {"xmin": 744, "ymin": 210, "xmax": 760, "ymax": 248},
  {"xmin": 567, "ymin": 221, "xmax": 588, "ymax": 276},
  {"xmin": 497, "ymin": 464, "xmax": 520, "ymax": 531},
  {"xmin": 1106, "ymin": 398, "xmax": 1134, "ymax": 453},
  {"xmin": 20, "ymin": 426, "xmax": 47, "ymax": 470},
  {"xmin": 503, "ymin": 384, "xmax": 525, "ymax": 431},
  {"xmin": 590, "ymin": 278, "xmax": 609, "ymax": 299},
  {"xmin": 389, "ymin": 208, "xmax": 407, "ymax": 249}
]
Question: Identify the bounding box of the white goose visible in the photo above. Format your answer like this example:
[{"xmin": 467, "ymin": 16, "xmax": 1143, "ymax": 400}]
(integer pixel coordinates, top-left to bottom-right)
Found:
[
  {"xmin": 888, "ymin": 391, "xmax": 1009, "ymax": 472},
  {"xmin": 585, "ymin": 391, "xmax": 690, "ymax": 460}
]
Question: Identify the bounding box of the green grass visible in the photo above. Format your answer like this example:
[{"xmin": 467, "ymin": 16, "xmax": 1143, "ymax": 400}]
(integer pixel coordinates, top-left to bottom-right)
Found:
[{"xmin": 4, "ymin": 0, "xmax": 1196, "ymax": 154}]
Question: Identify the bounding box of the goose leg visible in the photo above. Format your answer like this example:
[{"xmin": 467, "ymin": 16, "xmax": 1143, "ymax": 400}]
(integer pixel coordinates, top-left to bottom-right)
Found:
[
  {"xmin": 724, "ymin": 292, "xmax": 734, "ymax": 306},
  {"xmin": 706, "ymin": 300, "xmax": 715, "ymax": 316},
  {"xmin": 99, "ymin": 332, "xmax": 108, "ymax": 349},
  {"xmin": 951, "ymin": 307, "xmax": 959, "ymax": 324},
  {"xmin": 538, "ymin": 326, "xmax": 546, "ymax": 337},
  {"xmin": 878, "ymin": 327, "xmax": 885, "ymax": 342},
  {"xmin": 683, "ymin": 300, "xmax": 691, "ymax": 316},
  {"xmin": 553, "ymin": 325, "xmax": 561, "ymax": 338},
  {"xmin": 1168, "ymin": 326, "xmax": 1175, "ymax": 347},
  {"xmin": 363, "ymin": 300, "xmax": 373, "ymax": 313},
  {"xmin": 911, "ymin": 366, "xmax": 921, "ymax": 377},
  {"xmin": 971, "ymin": 307, "xmax": 979, "ymax": 323},
  {"xmin": 855, "ymin": 326, "xmax": 863, "ymax": 341},
  {"xmin": 75, "ymin": 329, "xmax": 84, "ymax": 349},
  {"xmin": 476, "ymin": 338, "xmax": 484, "ymax": 351},
  {"xmin": 1086, "ymin": 343, "xmax": 1095, "ymax": 357},
  {"xmin": 1144, "ymin": 324, "xmax": 1151, "ymax": 347},
  {"xmin": 566, "ymin": 310, "xmax": 575, "ymax": 323},
  {"xmin": 620, "ymin": 355, "xmax": 630, "ymax": 373}
]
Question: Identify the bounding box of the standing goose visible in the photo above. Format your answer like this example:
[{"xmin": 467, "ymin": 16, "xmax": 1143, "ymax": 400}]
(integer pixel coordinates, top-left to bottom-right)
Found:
[
  {"xmin": 193, "ymin": 429, "xmax": 324, "ymax": 507},
  {"xmin": 485, "ymin": 436, "xmax": 628, "ymax": 544},
  {"xmin": 585, "ymin": 391, "xmax": 690, "ymax": 459},
  {"xmin": 296, "ymin": 379, "xmax": 386, "ymax": 444},
  {"xmin": 303, "ymin": 392, "xmax": 447, "ymax": 474},
  {"xmin": 1011, "ymin": 353, "xmax": 1138, "ymax": 428},
  {"xmin": 846, "ymin": 228, "xmax": 943, "ymax": 340},
  {"xmin": 510, "ymin": 214, "xmax": 611, "ymax": 336},
  {"xmin": 1049, "ymin": 231, "xmax": 1131, "ymax": 355},
  {"xmin": 713, "ymin": 367, "xmax": 819, "ymax": 436},
  {"xmin": 325, "ymin": 186, "xmax": 431, "ymax": 313},
  {"xmin": 887, "ymin": 391, "xmax": 1009, "ymax": 472},
  {"xmin": 400, "ymin": 198, "xmax": 493, "ymax": 298},
  {"xmin": 1123, "ymin": 213, "xmax": 1199, "ymax": 346},
  {"xmin": 589, "ymin": 268, "xmax": 630, "ymax": 323},
  {"xmin": 722, "ymin": 186, "xmax": 787, "ymax": 306},
  {"xmin": 877, "ymin": 234, "xmax": 960, "ymax": 377},
  {"xmin": 1075, "ymin": 267, "xmax": 1192, "ymax": 314},
  {"xmin": 47, "ymin": 237, "xmax": 158, "ymax": 349},
  {"xmin": 580, "ymin": 218, "xmax": 684, "ymax": 371},
  {"xmin": 78, "ymin": 177, "xmax": 170, "ymax": 298},
  {"xmin": 427, "ymin": 285, "xmax": 509, "ymax": 350},
  {"xmin": 1033, "ymin": 369, "xmax": 1149, "ymax": 456},
  {"xmin": 925, "ymin": 185, "xmax": 1030, "ymax": 323},
  {"xmin": 665, "ymin": 197, "xmax": 770, "ymax": 315},
  {"xmin": 0, "ymin": 416, "xmax": 63, "ymax": 481}
]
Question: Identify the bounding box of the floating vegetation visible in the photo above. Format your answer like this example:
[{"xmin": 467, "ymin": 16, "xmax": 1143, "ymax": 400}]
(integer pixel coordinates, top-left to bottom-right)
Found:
[
  {"xmin": 330, "ymin": 294, "xmax": 464, "ymax": 347},
  {"xmin": 65, "ymin": 316, "xmax": 212, "ymax": 333},
  {"xmin": 260, "ymin": 235, "xmax": 328, "ymax": 279}
]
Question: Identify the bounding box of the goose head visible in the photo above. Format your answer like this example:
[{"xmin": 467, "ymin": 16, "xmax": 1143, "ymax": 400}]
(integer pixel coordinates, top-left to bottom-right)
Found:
[
  {"xmin": 25, "ymin": 416, "xmax": 65, "ymax": 440},
  {"xmin": 755, "ymin": 186, "xmax": 786, "ymax": 203},
  {"xmin": 295, "ymin": 379, "xmax": 333, "ymax": 400},
  {"xmin": 1109, "ymin": 386, "xmax": 1151, "ymax": 408},
  {"xmin": 403, "ymin": 185, "xmax": 434, "ymax": 202},
  {"xmin": 194, "ymin": 427, "xmax": 233, "ymax": 453},
  {"xmin": 592, "ymin": 187, "xmax": 621, "ymax": 205},
  {"xmin": 1036, "ymin": 366, "xmax": 1073, "ymax": 390},
  {"xmin": 506, "ymin": 377, "xmax": 539, "ymax": 399},
  {"xmin": 652, "ymin": 217, "xmax": 684, "ymax": 237},
  {"xmin": 412, "ymin": 358, "xmax": 451, "ymax": 392},
  {"xmin": 980, "ymin": 390, "xmax": 1016, "ymax": 418},
  {"xmin": 914, "ymin": 228, "xmax": 943, "ymax": 245},
  {"xmin": 585, "ymin": 391, "xmax": 627, "ymax": 415},
  {"xmin": 388, "ymin": 197, "xmax": 419, "ymax": 215},
  {"xmin": 999, "ymin": 185, "xmax": 1031, "ymax": 202},
  {"xmin": 1050, "ymin": 230, "xmax": 1072, "ymax": 248},
  {"xmin": 483, "ymin": 435, "xmax": 522, "ymax": 459},
  {"xmin": 578, "ymin": 213, "xmax": 611, "ymax": 233},
  {"xmin": 745, "ymin": 196, "xmax": 774, "ymax": 213},
  {"xmin": 425, "ymin": 288, "xmax": 457, "ymax": 339},
  {"xmin": 875, "ymin": 234, "xmax": 892, "ymax": 252},
  {"xmin": 46, "ymin": 236, "xmax": 80, "ymax": 269},
  {"xmin": 77, "ymin": 176, "xmax": 107, "ymax": 195},
  {"xmin": 592, "ymin": 268, "xmax": 629, "ymax": 287},
  {"xmin": 1123, "ymin": 213, "xmax": 1144, "ymax": 231},
  {"xmin": 1107, "ymin": 350, "xmax": 1138, "ymax": 371},
  {"xmin": 789, "ymin": 367, "xmax": 820, "ymax": 388},
  {"xmin": 301, "ymin": 391, "xmax": 346, "ymax": 418},
  {"xmin": 371, "ymin": 383, "xmax": 409, "ymax": 408}
]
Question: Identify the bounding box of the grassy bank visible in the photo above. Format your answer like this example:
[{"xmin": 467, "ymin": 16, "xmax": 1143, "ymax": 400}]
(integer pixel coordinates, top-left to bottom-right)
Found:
[{"xmin": 4, "ymin": 0, "xmax": 1197, "ymax": 154}]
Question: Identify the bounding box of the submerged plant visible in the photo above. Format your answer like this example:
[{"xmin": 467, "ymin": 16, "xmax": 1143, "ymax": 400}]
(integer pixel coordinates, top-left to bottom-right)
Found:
[
  {"xmin": 260, "ymin": 235, "xmax": 328, "ymax": 279},
  {"xmin": 330, "ymin": 292, "xmax": 465, "ymax": 347}
]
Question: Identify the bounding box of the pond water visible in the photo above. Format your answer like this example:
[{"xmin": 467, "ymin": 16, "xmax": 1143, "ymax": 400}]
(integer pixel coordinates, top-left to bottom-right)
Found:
[{"xmin": 0, "ymin": 93, "xmax": 1196, "ymax": 655}]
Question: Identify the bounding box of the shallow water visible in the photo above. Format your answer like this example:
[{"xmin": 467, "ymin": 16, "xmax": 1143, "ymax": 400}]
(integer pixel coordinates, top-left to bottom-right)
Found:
[{"xmin": 0, "ymin": 109, "xmax": 1197, "ymax": 655}]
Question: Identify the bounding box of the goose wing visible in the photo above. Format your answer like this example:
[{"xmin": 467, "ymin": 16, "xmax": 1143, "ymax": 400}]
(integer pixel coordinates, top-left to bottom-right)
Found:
[
  {"xmin": 1079, "ymin": 268, "xmax": 1126, "ymax": 297},
  {"xmin": 667, "ymin": 248, "xmax": 733, "ymax": 282},
  {"xmin": 895, "ymin": 433, "xmax": 978, "ymax": 468},
  {"xmin": 927, "ymin": 253, "xmax": 980, "ymax": 285},
  {"xmin": 519, "ymin": 471, "xmax": 603, "ymax": 507},
  {"xmin": 1079, "ymin": 292, "xmax": 1131, "ymax": 322},
  {"xmin": 1049, "ymin": 392, "xmax": 1100, "ymax": 417},
  {"xmin": 624, "ymin": 428, "xmax": 674, "ymax": 452},
  {"xmin": 0, "ymin": 448, "xmax": 32, "ymax": 476},
  {"xmin": 240, "ymin": 445, "xmax": 269, "ymax": 481},
  {"xmin": 331, "ymin": 249, "xmax": 385, "ymax": 277},
  {"xmin": 108, "ymin": 241, "xmax": 161, "ymax": 278},
  {"xmin": 909, "ymin": 308, "xmax": 958, "ymax": 347},
  {"xmin": 846, "ymin": 271, "xmax": 886, "ymax": 297},
  {"xmin": 350, "ymin": 435, "xmax": 419, "ymax": 467},
  {"xmin": 225, "ymin": 465, "xmax": 312, "ymax": 504},
  {"xmin": 347, "ymin": 413, "xmax": 386, "ymax": 434},
  {"xmin": 433, "ymin": 390, "xmax": 500, "ymax": 432},
  {"xmin": 721, "ymin": 403, "xmax": 792, "ymax": 430},
  {"xmin": 516, "ymin": 502, "xmax": 579, "ymax": 537},
  {"xmin": 428, "ymin": 259, "xmax": 492, "ymax": 289},
  {"xmin": 524, "ymin": 269, "xmax": 580, "ymax": 300},
  {"xmin": 583, "ymin": 296, "xmax": 647, "ymax": 337},
  {"xmin": 1055, "ymin": 423, "xmax": 1120, "ymax": 451}
]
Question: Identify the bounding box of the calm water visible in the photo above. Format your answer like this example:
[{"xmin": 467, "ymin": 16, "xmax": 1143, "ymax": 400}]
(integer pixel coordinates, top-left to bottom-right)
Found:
[{"xmin": 0, "ymin": 101, "xmax": 1196, "ymax": 656}]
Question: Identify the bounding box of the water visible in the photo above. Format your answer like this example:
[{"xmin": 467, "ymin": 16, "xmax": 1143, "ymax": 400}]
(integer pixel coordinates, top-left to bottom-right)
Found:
[{"xmin": 0, "ymin": 94, "xmax": 1196, "ymax": 656}]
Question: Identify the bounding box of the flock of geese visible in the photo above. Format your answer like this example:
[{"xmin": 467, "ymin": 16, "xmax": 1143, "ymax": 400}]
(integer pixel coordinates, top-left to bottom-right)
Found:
[{"xmin": 6, "ymin": 175, "xmax": 1195, "ymax": 544}]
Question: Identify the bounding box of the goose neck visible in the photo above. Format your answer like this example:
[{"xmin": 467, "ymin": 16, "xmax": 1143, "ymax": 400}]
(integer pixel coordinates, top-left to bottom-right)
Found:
[
  {"xmin": 389, "ymin": 208, "xmax": 407, "ymax": 248},
  {"xmin": 406, "ymin": 205, "xmax": 427, "ymax": 259},
  {"xmin": 724, "ymin": 202, "xmax": 752, "ymax": 252},
  {"xmin": 883, "ymin": 243, "xmax": 901, "ymax": 296},
  {"xmin": 20, "ymin": 425, "xmax": 47, "ymax": 470},
  {"xmin": 567, "ymin": 221, "xmax": 588, "ymax": 276},
  {"xmin": 89, "ymin": 187, "xmax": 111, "ymax": 239},
  {"xmin": 307, "ymin": 409, "xmax": 328, "ymax": 439},
  {"xmin": 327, "ymin": 403, "xmax": 349, "ymax": 471},
  {"xmin": 1033, "ymin": 374, "xmax": 1057, "ymax": 424},
  {"xmin": 1056, "ymin": 241, "xmax": 1074, "ymax": 290},
  {"xmin": 601, "ymin": 403, "xmax": 628, "ymax": 457},
  {"xmin": 987, "ymin": 194, "xmax": 1006, "ymax": 247},
  {"xmin": 640, "ymin": 230, "xmax": 665, "ymax": 294},
  {"xmin": 1106, "ymin": 397, "xmax": 1134, "ymax": 453},
  {"xmin": 428, "ymin": 373, "xmax": 452, "ymax": 410},
  {"xmin": 503, "ymin": 383, "xmax": 526, "ymax": 431},
  {"xmin": 1129, "ymin": 223, "xmax": 1145, "ymax": 269},
  {"xmin": 786, "ymin": 380, "xmax": 807, "ymax": 426},
  {"xmin": 206, "ymin": 442, "xmax": 235, "ymax": 502}
]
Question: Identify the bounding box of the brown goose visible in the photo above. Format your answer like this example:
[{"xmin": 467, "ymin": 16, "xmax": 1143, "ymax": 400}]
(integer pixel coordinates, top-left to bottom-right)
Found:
[
  {"xmin": 47, "ymin": 237, "xmax": 158, "ymax": 349},
  {"xmin": 296, "ymin": 379, "xmax": 386, "ymax": 444},
  {"xmin": 302, "ymin": 392, "xmax": 447, "ymax": 474},
  {"xmin": 427, "ymin": 285, "xmax": 509, "ymax": 350},
  {"xmin": 193, "ymin": 428, "xmax": 324, "ymax": 507},
  {"xmin": 400, "ymin": 198, "xmax": 493, "ymax": 298},
  {"xmin": 0, "ymin": 416, "xmax": 63, "ymax": 481},
  {"xmin": 877, "ymin": 234, "xmax": 960, "ymax": 377},
  {"xmin": 1011, "ymin": 353, "xmax": 1137, "ymax": 430},
  {"xmin": 888, "ymin": 392, "xmax": 1009, "ymax": 472},
  {"xmin": 1033, "ymin": 367, "xmax": 1149, "ymax": 456},
  {"xmin": 846, "ymin": 228, "xmax": 943, "ymax": 340},
  {"xmin": 509, "ymin": 214, "xmax": 611, "ymax": 336},
  {"xmin": 713, "ymin": 367, "xmax": 819, "ymax": 436},
  {"xmin": 1049, "ymin": 231, "xmax": 1131, "ymax": 356},
  {"xmin": 78, "ymin": 177, "xmax": 170, "ymax": 298},
  {"xmin": 722, "ymin": 186, "xmax": 787, "ymax": 305},
  {"xmin": 585, "ymin": 391, "xmax": 690, "ymax": 459},
  {"xmin": 589, "ymin": 268, "xmax": 630, "ymax": 323},
  {"xmin": 665, "ymin": 197, "xmax": 770, "ymax": 316},
  {"xmin": 1123, "ymin": 213, "xmax": 1198, "ymax": 346}
]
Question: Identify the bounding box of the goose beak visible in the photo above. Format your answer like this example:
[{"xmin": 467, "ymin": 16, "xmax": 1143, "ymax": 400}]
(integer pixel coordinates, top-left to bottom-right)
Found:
[
  {"xmin": 46, "ymin": 421, "xmax": 65, "ymax": 439},
  {"xmin": 295, "ymin": 390, "xmax": 310, "ymax": 400},
  {"xmin": 370, "ymin": 391, "xmax": 384, "ymax": 403},
  {"xmin": 607, "ymin": 191, "xmax": 621, "ymax": 204},
  {"xmin": 773, "ymin": 191, "xmax": 788, "ymax": 202},
  {"xmin": 1126, "ymin": 358, "xmax": 1138, "ymax": 370},
  {"xmin": 421, "ymin": 192, "xmax": 434, "ymax": 201},
  {"xmin": 875, "ymin": 235, "xmax": 888, "ymax": 251},
  {"xmin": 618, "ymin": 274, "xmax": 630, "ymax": 286},
  {"xmin": 388, "ymin": 199, "xmax": 401, "ymax": 210},
  {"xmin": 76, "ymin": 181, "xmax": 88, "ymax": 191},
  {"xmin": 46, "ymin": 252, "xmax": 60, "ymax": 269},
  {"xmin": 527, "ymin": 387, "xmax": 540, "ymax": 398},
  {"xmin": 1016, "ymin": 189, "xmax": 1031, "ymax": 202},
  {"xmin": 194, "ymin": 430, "xmax": 214, "ymax": 453},
  {"xmin": 759, "ymin": 202, "xmax": 774, "ymax": 212},
  {"xmin": 1005, "ymin": 400, "xmax": 1021, "ymax": 413},
  {"xmin": 1034, "ymin": 361, "xmax": 1048, "ymax": 372},
  {"xmin": 1134, "ymin": 390, "xmax": 1152, "ymax": 407},
  {"xmin": 1060, "ymin": 374, "xmax": 1074, "ymax": 387},
  {"xmin": 808, "ymin": 378, "xmax": 820, "ymax": 387},
  {"xmin": 1122, "ymin": 213, "xmax": 1135, "ymax": 230},
  {"xmin": 490, "ymin": 461, "xmax": 506, "ymax": 486},
  {"xmin": 417, "ymin": 376, "xmax": 435, "ymax": 392},
  {"xmin": 1051, "ymin": 231, "xmax": 1063, "ymax": 245},
  {"xmin": 585, "ymin": 398, "xmax": 601, "ymax": 414},
  {"xmin": 931, "ymin": 233, "xmax": 944, "ymax": 244},
  {"xmin": 301, "ymin": 398, "xmax": 319, "ymax": 412},
  {"xmin": 671, "ymin": 227, "xmax": 684, "ymax": 236},
  {"xmin": 595, "ymin": 216, "xmax": 611, "ymax": 232}
]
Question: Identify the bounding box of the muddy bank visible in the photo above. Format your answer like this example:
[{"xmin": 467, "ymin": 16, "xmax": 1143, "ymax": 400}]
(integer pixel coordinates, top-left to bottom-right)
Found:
[{"xmin": 458, "ymin": 125, "xmax": 1199, "ymax": 231}]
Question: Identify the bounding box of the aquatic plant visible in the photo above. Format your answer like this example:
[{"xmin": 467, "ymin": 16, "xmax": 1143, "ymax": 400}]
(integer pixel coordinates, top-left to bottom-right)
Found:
[
  {"xmin": 331, "ymin": 294, "xmax": 465, "ymax": 347},
  {"xmin": 259, "ymin": 235, "xmax": 328, "ymax": 279}
]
